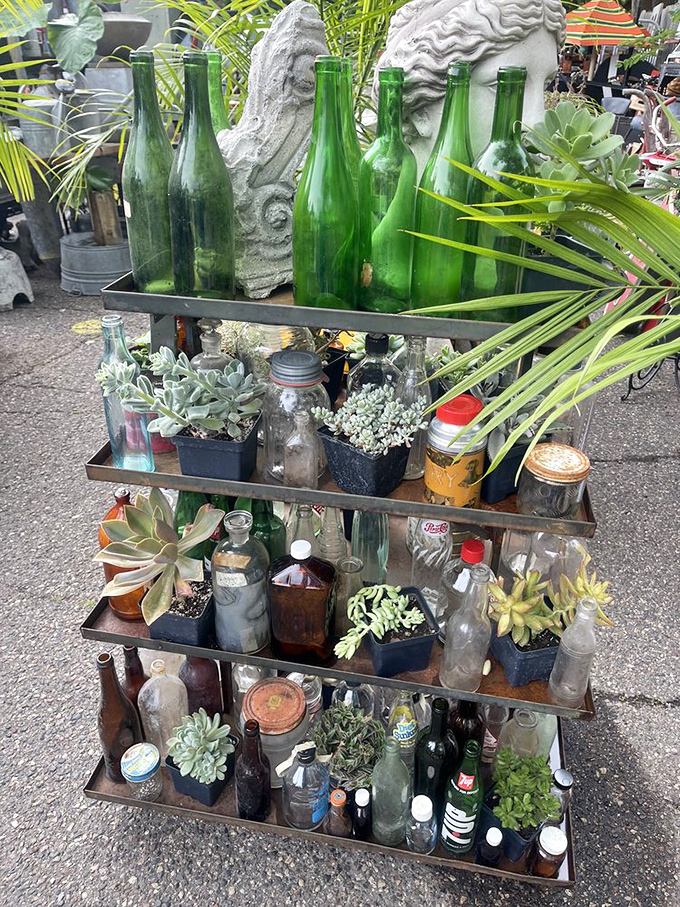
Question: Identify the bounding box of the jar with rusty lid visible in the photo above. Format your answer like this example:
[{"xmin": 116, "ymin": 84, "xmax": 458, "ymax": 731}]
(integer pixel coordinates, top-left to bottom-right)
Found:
[
  {"xmin": 242, "ymin": 677, "xmax": 310, "ymax": 789},
  {"xmin": 531, "ymin": 825, "xmax": 569, "ymax": 878},
  {"xmin": 517, "ymin": 443, "xmax": 590, "ymax": 519},
  {"xmin": 424, "ymin": 395, "xmax": 486, "ymax": 508}
]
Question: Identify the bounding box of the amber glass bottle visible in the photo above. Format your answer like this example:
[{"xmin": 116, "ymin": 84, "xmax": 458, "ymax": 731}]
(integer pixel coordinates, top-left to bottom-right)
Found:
[
  {"xmin": 235, "ymin": 719, "xmax": 272, "ymax": 821},
  {"xmin": 97, "ymin": 652, "xmax": 143, "ymax": 783},
  {"xmin": 448, "ymin": 699, "xmax": 485, "ymax": 754},
  {"xmin": 122, "ymin": 646, "xmax": 147, "ymax": 712},
  {"xmin": 99, "ymin": 488, "xmax": 145, "ymax": 621},
  {"xmin": 178, "ymin": 656, "xmax": 223, "ymax": 717}
]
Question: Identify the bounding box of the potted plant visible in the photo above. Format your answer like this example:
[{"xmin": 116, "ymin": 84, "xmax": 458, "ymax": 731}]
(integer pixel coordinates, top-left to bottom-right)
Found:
[
  {"xmin": 334, "ymin": 584, "xmax": 438, "ymax": 677},
  {"xmin": 94, "ymin": 488, "xmax": 224, "ymax": 645},
  {"xmin": 312, "ymin": 386, "xmax": 427, "ymax": 496},
  {"xmin": 166, "ymin": 709, "xmax": 238, "ymax": 807},
  {"xmin": 97, "ymin": 348, "xmax": 267, "ymax": 481},
  {"xmin": 311, "ymin": 702, "xmax": 385, "ymax": 790},
  {"xmin": 480, "ymin": 747, "xmax": 561, "ymax": 862},
  {"xmin": 548, "ymin": 555, "xmax": 615, "ymax": 635}
]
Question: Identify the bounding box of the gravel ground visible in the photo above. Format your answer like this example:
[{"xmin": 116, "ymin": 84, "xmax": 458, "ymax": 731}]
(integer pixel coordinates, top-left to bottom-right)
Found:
[{"xmin": 1, "ymin": 271, "xmax": 679, "ymax": 907}]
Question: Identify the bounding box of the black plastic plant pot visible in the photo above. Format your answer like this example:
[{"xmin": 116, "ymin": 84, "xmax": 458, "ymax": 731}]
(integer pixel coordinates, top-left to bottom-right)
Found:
[
  {"xmin": 323, "ymin": 346, "xmax": 348, "ymax": 406},
  {"xmin": 149, "ymin": 595, "xmax": 215, "ymax": 647},
  {"xmin": 366, "ymin": 588, "xmax": 439, "ymax": 678},
  {"xmin": 172, "ymin": 413, "xmax": 261, "ymax": 481},
  {"xmin": 481, "ymin": 443, "xmax": 529, "ymax": 505},
  {"xmin": 166, "ymin": 736, "xmax": 238, "ymax": 808},
  {"xmin": 479, "ymin": 792, "xmax": 540, "ymax": 863},
  {"xmin": 489, "ymin": 622, "xmax": 559, "ymax": 687},
  {"xmin": 318, "ymin": 426, "xmax": 409, "ymax": 497}
]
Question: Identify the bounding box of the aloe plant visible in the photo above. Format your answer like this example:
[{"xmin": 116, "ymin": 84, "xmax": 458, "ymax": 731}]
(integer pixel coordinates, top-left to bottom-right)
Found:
[
  {"xmin": 488, "ymin": 570, "xmax": 553, "ymax": 648},
  {"xmin": 94, "ymin": 488, "xmax": 224, "ymax": 624},
  {"xmin": 549, "ymin": 554, "xmax": 614, "ymax": 635}
]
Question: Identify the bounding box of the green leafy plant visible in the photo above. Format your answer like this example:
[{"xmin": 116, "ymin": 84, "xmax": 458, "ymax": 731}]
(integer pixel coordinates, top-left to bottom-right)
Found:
[
  {"xmin": 549, "ymin": 554, "xmax": 614, "ymax": 635},
  {"xmin": 46, "ymin": 0, "xmax": 105, "ymax": 73},
  {"xmin": 492, "ymin": 747, "xmax": 560, "ymax": 832},
  {"xmin": 334, "ymin": 584, "xmax": 426, "ymax": 659},
  {"xmin": 312, "ymin": 702, "xmax": 385, "ymax": 789},
  {"xmin": 126, "ymin": 331, "xmax": 151, "ymax": 373},
  {"xmin": 313, "ymin": 385, "xmax": 427, "ymax": 457},
  {"xmin": 167, "ymin": 709, "xmax": 235, "ymax": 784},
  {"xmin": 488, "ymin": 571, "xmax": 553, "ymax": 647},
  {"xmin": 94, "ymin": 488, "xmax": 224, "ymax": 624}
]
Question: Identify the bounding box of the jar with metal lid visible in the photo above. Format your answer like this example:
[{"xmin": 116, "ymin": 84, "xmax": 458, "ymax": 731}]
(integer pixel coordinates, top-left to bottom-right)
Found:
[
  {"xmin": 120, "ymin": 742, "xmax": 163, "ymax": 801},
  {"xmin": 517, "ymin": 443, "xmax": 590, "ymax": 519},
  {"xmin": 242, "ymin": 677, "xmax": 310, "ymax": 788},
  {"xmin": 237, "ymin": 323, "xmax": 315, "ymax": 380},
  {"xmin": 232, "ymin": 663, "xmax": 277, "ymax": 730},
  {"xmin": 287, "ymin": 672, "xmax": 324, "ymax": 727},
  {"xmin": 261, "ymin": 350, "xmax": 328, "ymax": 484},
  {"xmin": 548, "ymin": 768, "xmax": 574, "ymax": 824},
  {"xmin": 531, "ymin": 825, "xmax": 569, "ymax": 878},
  {"xmin": 424, "ymin": 395, "xmax": 486, "ymax": 508}
]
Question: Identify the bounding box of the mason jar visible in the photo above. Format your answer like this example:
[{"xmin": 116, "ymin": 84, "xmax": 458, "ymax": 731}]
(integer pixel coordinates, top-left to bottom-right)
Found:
[
  {"xmin": 242, "ymin": 678, "xmax": 310, "ymax": 789},
  {"xmin": 517, "ymin": 443, "xmax": 590, "ymax": 520},
  {"xmin": 120, "ymin": 742, "xmax": 163, "ymax": 801}
]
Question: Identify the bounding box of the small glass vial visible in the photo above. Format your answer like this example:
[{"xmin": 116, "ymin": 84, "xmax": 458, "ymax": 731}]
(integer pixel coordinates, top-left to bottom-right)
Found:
[
  {"xmin": 324, "ymin": 788, "xmax": 353, "ymax": 837},
  {"xmin": 531, "ymin": 826, "xmax": 569, "ymax": 878},
  {"xmin": 283, "ymin": 411, "xmax": 321, "ymax": 489},
  {"xmin": 517, "ymin": 443, "xmax": 590, "ymax": 520},
  {"xmin": 347, "ymin": 332, "xmax": 402, "ymax": 397},
  {"xmin": 497, "ymin": 708, "xmax": 539, "ymax": 758},
  {"xmin": 334, "ymin": 555, "xmax": 363, "ymax": 637},
  {"xmin": 331, "ymin": 680, "xmax": 375, "ymax": 717},
  {"xmin": 120, "ymin": 742, "xmax": 163, "ymax": 801},
  {"xmin": 549, "ymin": 597, "xmax": 598, "ymax": 708},
  {"xmin": 281, "ymin": 744, "xmax": 330, "ymax": 830},
  {"xmin": 190, "ymin": 326, "xmax": 232, "ymax": 373},
  {"xmin": 547, "ymin": 768, "xmax": 574, "ymax": 826},
  {"xmin": 405, "ymin": 795, "xmax": 437, "ymax": 854},
  {"xmin": 352, "ymin": 787, "xmax": 372, "ymax": 840},
  {"xmin": 477, "ymin": 826, "xmax": 503, "ymax": 866}
]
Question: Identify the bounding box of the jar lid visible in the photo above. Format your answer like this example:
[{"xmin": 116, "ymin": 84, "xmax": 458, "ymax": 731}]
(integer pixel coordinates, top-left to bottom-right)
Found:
[
  {"xmin": 553, "ymin": 768, "xmax": 574, "ymax": 791},
  {"xmin": 538, "ymin": 825, "xmax": 568, "ymax": 857},
  {"xmin": 242, "ymin": 678, "xmax": 306, "ymax": 735},
  {"xmin": 330, "ymin": 789, "xmax": 347, "ymax": 807},
  {"xmin": 355, "ymin": 788, "xmax": 370, "ymax": 807},
  {"xmin": 486, "ymin": 826, "xmax": 503, "ymax": 847},
  {"xmin": 270, "ymin": 350, "xmax": 322, "ymax": 386},
  {"xmin": 411, "ymin": 794, "xmax": 433, "ymax": 822},
  {"xmin": 121, "ymin": 742, "xmax": 160, "ymax": 783},
  {"xmin": 461, "ymin": 539, "xmax": 485, "ymax": 564},
  {"xmin": 524, "ymin": 443, "xmax": 590, "ymax": 484},
  {"xmin": 436, "ymin": 394, "xmax": 483, "ymax": 426}
]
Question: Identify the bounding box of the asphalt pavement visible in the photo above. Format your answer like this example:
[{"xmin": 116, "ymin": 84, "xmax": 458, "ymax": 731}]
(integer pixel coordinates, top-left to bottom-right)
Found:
[{"xmin": 0, "ymin": 271, "xmax": 678, "ymax": 907}]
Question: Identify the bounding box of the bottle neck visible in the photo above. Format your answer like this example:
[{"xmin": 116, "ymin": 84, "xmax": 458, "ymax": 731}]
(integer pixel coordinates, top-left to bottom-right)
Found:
[
  {"xmin": 457, "ymin": 700, "xmax": 477, "ymax": 719},
  {"xmin": 243, "ymin": 729, "xmax": 263, "ymax": 760},
  {"xmin": 227, "ymin": 528, "xmax": 250, "ymax": 547},
  {"xmin": 458, "ymin": 748, "xmax": 479, "ymax": 776},
  {"xmin": 98, "ymin": 658, "xmax": 122, "ymax": 703},
  {"xmin": 311, "ymin": 67, "xmax": 344, "ymax": 157},
  {"xmin": 131, "ymin": 59, "xmax": 165, "ymax": 138},
  {"xmin": 123, "ymin": 648, "xmax": 144, "ymax": 677},
  {"xmin": 183, "ymin": 60, "xmax": 214, "ymax": 143},
  {"xmin": 377, "ymin": 77, "xmax": 404, "ymax": 142},
  {"xmin": 102, "ymin": 318, "xmax": 131, "ymax": 361},
  {"xmin": 430, "ymin": 705, "xmax": 447, "ymax": 739},
  {"xmin": 491, "ymin": 79, "xmax": 526, "ymax": 144},
  {"xmin": 404, "ymin": 336, "xmax": 426, "ymax": 371},
  {"xmin": 434, "ymin": 73, "xmax": 471, "ymax": 159}
]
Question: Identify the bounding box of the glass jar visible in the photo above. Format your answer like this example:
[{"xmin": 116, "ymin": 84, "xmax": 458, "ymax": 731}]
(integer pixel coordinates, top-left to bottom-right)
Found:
[
  {"xmin": 262, "ymin": 350, "xmax": 328, "ymax": 484},
  {"xmin": 287, "ymin": 672, "xmax": 324, "ymax": 727},
  {"xmin": 424, "ymin": 395, "xmax": 486, "ymax": 508},
  {"xmin": 517, "ymin": 443, "xmax": 591, "ymax": 520},
  {"xmin": 120, "ymin": 742, "xmax": 163, "ymax": 801},
  {"xmin": 496, "ymin": 708, "xmax": 539, "ymax": 757},
  {"xmin": 334, "ymin": 556, "xmax": 363, "ymax": 637},
  {"xmin": 531, "ymin": 826, "xmax": 569, "ymax": 878},
  {"xmin": 232, "ymin": 663, "xmax": 277, "ymax": 730},
  {"xmin": 331, "ymin": 680, "xmax": 375, "ymax": 717},
  {"xmin": 242, "ymin": 678, "xmax": 310, "ymax": 789},
  {"xmin": 237, "ymin": 323, "xmax": 315, "ymax": 380}
]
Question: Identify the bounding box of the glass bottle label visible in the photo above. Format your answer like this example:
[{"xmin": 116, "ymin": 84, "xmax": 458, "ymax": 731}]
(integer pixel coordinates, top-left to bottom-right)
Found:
[
  {"xmin": 214, "ymin": 552, "xmax": 251, "ymax": 569},
  {"xmin": 421, "ymin": 520, "xmax": 449, "ymax": 537},
  {"xmin": 215, "ymin": 572, "xmax": 248, "ymax": 588},
  {"xmin": 393, "ymin": 717, "xmax": 418, "ymax": 742},
  {"xmin": 311, "ymin": 778, "xmax": 330, "ymax": 825},
  {"xmin": 457, "ymin": 771, "xmax": 474, "ymax": 791},
  {"xmin": 441, "ymin": 802, "xmax": 478, "ymax": 847},
  {"xmin": 424, "ymin": 447, "xmax": 485, "ymax": 508}
]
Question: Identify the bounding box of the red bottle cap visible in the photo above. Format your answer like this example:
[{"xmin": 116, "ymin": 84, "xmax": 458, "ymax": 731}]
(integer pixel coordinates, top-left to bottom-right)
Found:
[
  {"xmin": 436, "ymin": 394, "xmax": 483, "ymax": 426},
  {"xmin": 461, "ymin": 539, "xmax": 485, "ymax": 564}
]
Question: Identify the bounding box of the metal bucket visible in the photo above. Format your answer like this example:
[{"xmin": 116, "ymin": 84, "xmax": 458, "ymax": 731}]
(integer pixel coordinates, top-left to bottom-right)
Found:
[{"xmin": 60, "ymin": 232, "xmax": 130, "ymax": 296}]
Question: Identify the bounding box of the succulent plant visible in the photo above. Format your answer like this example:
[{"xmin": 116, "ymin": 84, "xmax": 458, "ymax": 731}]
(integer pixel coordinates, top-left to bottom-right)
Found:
[
  {"xmin": 94, "ymin": 488, "xmax": 224, "ymax": 625},
  {"xmin": 313, "ymin": 385, "xmax": 427, "ymax": 458},
  {"xmin": 312, "ymin": 703, "xmax": 385, "ymax": 789},
  {"xmin": 347, "ymin": 332, "xmax": 405, "ymax": 363},
  {"xmin": 334, "ymin": 584, "xmax": 426, "ymax": 660},
  {"xmin": 167, "ymin": 709, "xmax": 235, "ymax": 785},
  {"xmin": 492, "ymin": 747, "xmax": 560, "ymax": 832},
  {"xmin": 488, "ymin": 570, "xmax": 554, "ymax": 647},
  {"xmin": 548, "ymin": 554, "xmax": 614, "ymax": 635}
]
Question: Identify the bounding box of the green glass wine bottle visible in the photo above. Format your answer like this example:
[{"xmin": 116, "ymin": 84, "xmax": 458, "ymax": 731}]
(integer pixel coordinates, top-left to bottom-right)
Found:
[
  {"xmin": 122, "ymin": 50, "xmax": 174, "ymax": 294},
  {"xmin": 358, "ymin": 67, "xmax": 416, "ymax": 314},
  {"xmin": 293, "ymin": 56, "xmax": 359, "ymax": 311},
  {"xmin": 339, "ymin": 58, "xmax": 362, "ymax": 194},
  {"xmin": 410, "ymin": 62, "xmax": 472, "ymax": 314},
  {"xmin": 168, "ymin": 51, "xmax": 235, "ymax": 299},
  {"xmin": 206, "ymin": 50, "xmax": 230, "ymax": 135},
  {"xmin": 461, "ymin": 66, "xmax": 531, "ymax": 322}
]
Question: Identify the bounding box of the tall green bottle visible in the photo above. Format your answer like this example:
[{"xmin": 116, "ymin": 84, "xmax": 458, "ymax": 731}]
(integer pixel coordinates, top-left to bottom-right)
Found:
[
  {"xmin": 293, "ymin": 56, "xmax": 359, "ymax": 311},
  {"xmin": 122, "ymin": 50, "xmax": 174, "ymax": 294},
  {"xmin": 440, "ymin": 738, "xmax": 483, "ymax": 855},
  {"xmin": 206, "ymin": 51, "xmax": 230, "ymax": 135},
  {"xmin": 461, "ymin": 66, "xmax": 531, "ymax": 321},
  {"xmin": 409, "ymin": 62, "xmax": 472, "ymax": 313},
  {"xmin": 339, "ymin": 58, "xmax": 362, "ymax": 194},
  {"xmin": 358, "ymin": 67, "xmax": 416, "ymax": 314},
  {"xmin": 169, "ymin": 51, "xmax": 235, "ymax": 299}
]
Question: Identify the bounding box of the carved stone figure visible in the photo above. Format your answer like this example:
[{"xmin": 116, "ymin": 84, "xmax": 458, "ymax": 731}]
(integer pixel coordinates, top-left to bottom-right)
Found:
[
  {"xmin": 0, "ymin": 249, "xmax": 33, "ymax": 312},
  {"xmin": 218, "ymin": 0, "xmax": 328, "ymax": 298},
  {"xmin": 373, "ymin": 0, "xmax": 566, "ymax": 175}
]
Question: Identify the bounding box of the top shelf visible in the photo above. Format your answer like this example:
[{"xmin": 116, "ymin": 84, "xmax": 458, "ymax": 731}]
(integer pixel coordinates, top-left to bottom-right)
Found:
[{"xmin": 102, "ymin": 274, "xmax": 578, "ymax": 347}]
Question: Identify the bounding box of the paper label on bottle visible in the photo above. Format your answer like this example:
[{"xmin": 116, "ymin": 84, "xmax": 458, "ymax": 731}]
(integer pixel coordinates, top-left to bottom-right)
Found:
[
  {"xmin": 482, "ymin": 727, "xmax": 498, "ymax": 762},
  {"xmin": 421, "ymin": 520, "xmax": 450, "ymax": 537},
  {"xmin": 213, "ymin": 552, "xmax": 251, "ymax": 569},
  {"xmin": 215, "ymin": 572, "xmax": 248, "ymax": 588},
  {"xmin": 123, "ymin": 198, "xmax": 131, "ymax": 219},
  {"xmin": 311, "ymin": 778, "xmax": 330, "ymax": 825},
  {"xmin": 424, "ymin": 449, "xmax": 485, "ymax": 508},
  {"xmin": 457, "ymin": 771, "xmax": 475, "ymax": 792}
]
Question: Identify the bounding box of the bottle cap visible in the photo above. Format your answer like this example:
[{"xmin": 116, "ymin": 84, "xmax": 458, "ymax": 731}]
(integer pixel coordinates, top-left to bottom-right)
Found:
[
  {"xmin": 538, "ymin": 825, "xmax": 568, "ymax": 857},
  {"xmin": 486, "ymin": 827, "xmax": 503, "ymax": 847},
  {"xmin": 552, "ymin": 768, "xmax": 574, "ymax": 791},
  {"xmin": 524, "ymin": 443, "xmax": 590, "ymax": 484},
  {"xmin": 297, "ymin": 744, "xmax": 316, "ymax": 764},
  {"xmin": 290, "ymin": 539, "xmax": 312, "ymax": 560},
  {"xmin": 242, "ymin": 678, "xmax": 306, "ymax": 735},
  {"xmin": 114, "ymin": 486, "xmax": 131, "ymax": 502},
  {"xmin": 150, "ymin": 659, "xmax": 166, "ymax": 676},
  {"xmin": 354, "ymin": 788, "xmax": 370, "ymax": 808},
  {"xmin": 436, "ymin": 394, "xmax": 483, "ymax": 426},
  {"xmin": 121, "ymin": 743, "xmax": 160, "ymax": 783},
  {"xmin": 461, "ymin": 539, "xmax": 485, "ymax": 564},
  {"xmin": 365, "ymin": 332, "xmax": 389, "ymax": 355},
  {"xmin": 411, "ymin": 795, "xmax": 433, "ymax": 823},
  {"xmin": 270, "ymin": 350, "xmax": 322, "ymax": 386},
  {"xmin": 330, "ymin": 789, "xmax": 347, "ymax": 807}
]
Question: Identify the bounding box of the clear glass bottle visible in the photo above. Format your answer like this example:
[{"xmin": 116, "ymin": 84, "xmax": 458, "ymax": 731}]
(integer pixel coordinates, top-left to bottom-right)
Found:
[
  {"xmin": 438, "ymin": 538, "xmax": 486, "ymax": 638},
  {"xmin": 237, "ymin": 324, "xmax": 315, "ymax": 381},
  {"xmin": 396, "ymin": 336, "xmax": 432, "ymax": 480},
  {"xmin": 262, "ymin": 350, "xmax": 328, "ymax": 484},
  {"xmin": 331, "ymin": 681, "xmax": 375, "ymax": 717},
  {"xmin": 497, "ymin": 708, "xmax": 539, "ymax": 758},
  {"xmin": 287, "ymin": 673, "xmax": 324, "ymax": 728},
  {"xmin": 351, "ymin": 510, "xmax": 388, "ymax": 585},
  {"xmin": 406, "ymin": 795, "xmax": 437, "ymax": 855},
  {"xmin": 324, "ymin": 788, "xmax": 353, "ymax": 838},
  {"xmin": 439, "ymin": 564, "xmax": 493, "ymax": 693},
  {"xmin": 410, "ymin": 518, "xmax": 452, "ymax": 619},
  {"xmin": 317, "ymin": 506, "xmax": 348, "ymax": 565},
  {"xmin": 334, "ymin": 555, "xmax": 363, "ymax": 637},
  {"xmin": 283, "ymin": 412, "xmax": 321, "ymax": 489},
  {"xmin": 285, "ymin": 504, "xmax": 318, "ymax": 556},
  {"xmin": 347, "ymin": 332, "xmax": 402, "ymax": 397},
  {"xmin": 281, "ymin": 744, "xmax": 330, "ymax": 830},
  {"xmin": 481, "ymin": 703, "xmax": 510, "ymax": 767},
  {"xmin": 387, "ymin": 690, "xmax": 419, "ymax": 775},
  {"xmin": 372, "ymin": 738, "xmax": 411, "ymax": 846},
  {"xmin": 99, "ymin": 314, "xmax": 155, "ymax": 472},
  {"xmin": 137, "ymin": 659, "xmax": 189, "ymax": 761},
  {"xmin": 190, "ymin": 326, "xmax": 232, "ymax": 374},
  {"xmin": 211, "ymin": 511, "xmax": 271, "ymax": 654},
  {"xmin": 549, "ymin": 597, "xmax": 598, "ymax": 708}
]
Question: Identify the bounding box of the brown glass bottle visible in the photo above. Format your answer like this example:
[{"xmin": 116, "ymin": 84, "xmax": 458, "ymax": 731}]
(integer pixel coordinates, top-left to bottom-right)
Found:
[
  {"xmin": 99, "ymin": 488, "xmax": 145, "ymax": 621},
  {"xmin": 235, "ymin": 719, "xmax": 272, "ymax": 821},
  {"xmin": 324, "ymin": 789, "xmax": 352, "ymax": 837},
  {"xmin": 448, "ymin": 699, "xmax": 485, "ymax": 755},
  {"xmin": 97, "ymin": 652, "xmax": 143, "ymax": 783},
  {"xmin": 122, "ymin": 646, "xmax": 147, "ymax": 715},
  {"xmin": 268, "ymin": 539, "xmax": 335, "ymax": 662},
  {"xmin": 178, "ymin": 656, "xmax": 223, "ymax": 717}
]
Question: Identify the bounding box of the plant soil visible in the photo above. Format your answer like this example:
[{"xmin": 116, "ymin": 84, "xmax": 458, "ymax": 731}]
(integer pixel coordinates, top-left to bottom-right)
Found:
[
  {"xmin": 378, "ymin": 597, "xmax": 434, "ymax": 645},
  {"xmin": 516, "ymin": 628, "xmax": 560, "ymax": 653},
  {"xmin": 168, "ymin": 580, "xmax": 212, "ymax": 618},
  {"xmin": 185, "ymin": 416, "xmax": 256, "ymax": 443}
]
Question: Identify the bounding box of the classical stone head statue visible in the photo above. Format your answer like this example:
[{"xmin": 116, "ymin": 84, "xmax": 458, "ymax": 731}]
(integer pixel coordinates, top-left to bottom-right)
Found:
[{"xmin": 373, "ymin": 0, "xmax": 566, "ymax": 174}]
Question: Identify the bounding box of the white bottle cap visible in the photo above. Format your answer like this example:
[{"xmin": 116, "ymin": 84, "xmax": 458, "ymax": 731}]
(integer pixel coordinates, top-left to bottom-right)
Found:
[
  {"xmin": 486, "ymin": 826, "xmax": 503, "ymax": 847},
  {"xmin": 411, "ymin": 795, "xmax": 433, "ymax": 823},
  {"xmin": 355, "ymin": 788, "xmax": 370, "ymax": 808},
  {"xmin": 290, "ymin": 539, "xmax": 312, "ymax": 560}
]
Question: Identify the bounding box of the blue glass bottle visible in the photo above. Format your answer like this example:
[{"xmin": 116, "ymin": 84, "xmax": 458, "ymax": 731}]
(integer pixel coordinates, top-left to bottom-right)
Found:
[{"xmin": 99, "ymin": 314, "xmax": 155, "ymax": 472}]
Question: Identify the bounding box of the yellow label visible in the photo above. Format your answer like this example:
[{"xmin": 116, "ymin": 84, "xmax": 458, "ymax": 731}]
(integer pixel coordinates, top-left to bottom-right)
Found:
[
  {"xmin": 267, "ymin": 695, "xmax": 283, "ymax": 711},
  {"xmin": 424, "ymin": 447, "xmax": 485, "ymax": 508},
  {"xmin": 212, "ymin": 552, "xmax": 251, "ymax": 569}
]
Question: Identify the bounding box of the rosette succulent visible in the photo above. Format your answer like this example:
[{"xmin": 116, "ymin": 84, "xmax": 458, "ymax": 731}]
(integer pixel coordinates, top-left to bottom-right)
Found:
[
  {"xmin": 549, "ymin": 554, "xmax": 614, "ymax": 634},
  {"xmin": 488, "ymin": 570, "xmax": 553, "ymax": 647},
  {"xmin": 167, "ymin": 709, "xmax": 235, "ymax": 785}
]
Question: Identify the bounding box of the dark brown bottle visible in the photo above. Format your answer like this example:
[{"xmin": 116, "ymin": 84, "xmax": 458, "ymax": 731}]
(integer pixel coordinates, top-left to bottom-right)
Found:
[
  {"xmin": 122, "ymin": 646, "xmax": 148, "ymax": 713},
  {"xmin": 324, "ymin": 789, "xmax": 352, "ymax": 837},
  {"xmin": 448, "ymin": 699, "xmax": 484, "ymax": 755},
  {"xmin": 235, "ymin": 719, "xmax": 272, "ymax": 821},
  {"xmin": 97, "ymin": 652, "xmax": 143, "ymax": 783},
  {"xmin": 178, "ymin": 656, "xmax": 223, "ymax": 717},
  {"xmin": 268, "ymin": 539, "xmax": 335, "ymax": 662}
]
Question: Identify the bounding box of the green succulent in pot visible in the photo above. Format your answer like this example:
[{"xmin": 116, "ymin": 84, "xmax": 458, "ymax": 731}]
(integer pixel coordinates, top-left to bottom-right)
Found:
[
  {"xmin": 488, "ymin": 570, "xmax": 553, "ymax": 647},
  {"xmin": 311, "ymin": 703, "xmax": 385, "ymax": 790},
  {"xmin": 167, "ymin": 709, "xmax": 235, "ymax": 785},
  {"xmin": 334, "ymin": 584, "xmax": 426, "ymax": 659},
  {"xmin": 549, "ymin": 554, "xmax": 614, "ymax": 635},
  {"xmin": 491, "ymin": 747, "xmax": 560, "ymax": 833}
]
